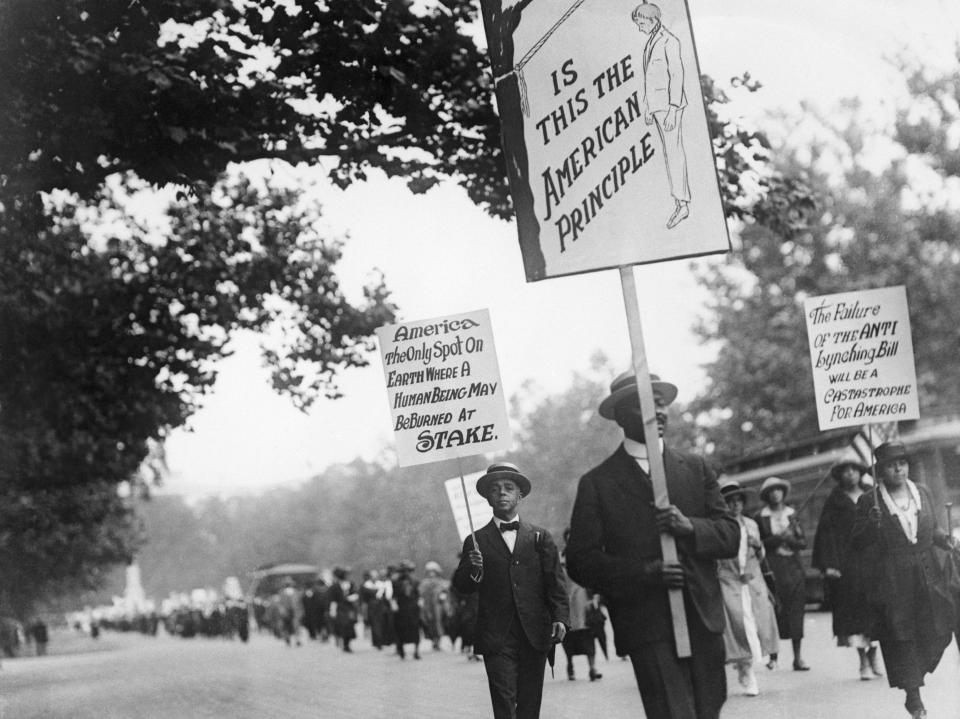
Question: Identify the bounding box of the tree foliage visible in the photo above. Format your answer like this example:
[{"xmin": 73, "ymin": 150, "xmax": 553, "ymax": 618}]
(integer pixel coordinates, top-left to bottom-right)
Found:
[
  {"xmin": 691, "ymin": 55, "xmax": 960, "ymax": 465},
  {"xmin": 0, "ymin": 176, "xmax": 395, "ymax": 615}
]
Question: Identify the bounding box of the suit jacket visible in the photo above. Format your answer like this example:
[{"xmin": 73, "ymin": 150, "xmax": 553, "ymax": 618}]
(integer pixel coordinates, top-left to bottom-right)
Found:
[
  {"xmin": 565, "ymin": 444, "xmax": 739, "ymax": 655},
  {"xmin": 453, "ymin": 519, "xmax": 569, "ymax": 654},
  {"xmin": 641, "ymin": 26, "xmax": 687, "ymax": 113}
]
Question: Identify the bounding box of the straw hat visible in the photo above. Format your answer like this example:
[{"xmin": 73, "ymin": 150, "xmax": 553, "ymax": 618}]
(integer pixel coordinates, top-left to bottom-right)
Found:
[
  {"xmin": 598, "ymin": 371, "xmax": 678, "ymax": 420},
  {"xmin": 475, "ymin": 462, "xmax": 532, "ymax": 498},
  {"xmin": 759, "ymin": 476, "xmax": 790, "ymax": 503}
]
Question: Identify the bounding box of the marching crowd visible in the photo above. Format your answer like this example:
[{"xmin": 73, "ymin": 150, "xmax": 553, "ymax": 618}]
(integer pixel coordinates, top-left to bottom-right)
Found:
[{"xmin": 46, "ymin": 369, "xmax": 960, "ymax": 719}]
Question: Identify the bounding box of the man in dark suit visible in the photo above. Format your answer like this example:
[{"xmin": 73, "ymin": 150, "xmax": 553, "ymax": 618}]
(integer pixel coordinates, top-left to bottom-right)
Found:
[
  {"xmin": 566, "ymin": 372, "xmax": 739, "ymax": 719},
  {"xmin": 453, "ymin": 462, "xmax": 569, "ymax": 719}
]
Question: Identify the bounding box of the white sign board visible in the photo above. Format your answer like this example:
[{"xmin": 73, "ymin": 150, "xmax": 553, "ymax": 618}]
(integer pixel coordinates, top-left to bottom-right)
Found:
[
  {"xmin": 444, "ymin": 473, "xmax": 494, "ymax": 542},
  {"xmin": 479, "ymin": 0, "xmax": 729, "ymax": 282},
  {"xmin": 376, "ymin": 309, "xmax": 512, "ymax": 467},
  {"xmin": 803, "ymin": 286, "xmax": 920, "ymax": 430}
]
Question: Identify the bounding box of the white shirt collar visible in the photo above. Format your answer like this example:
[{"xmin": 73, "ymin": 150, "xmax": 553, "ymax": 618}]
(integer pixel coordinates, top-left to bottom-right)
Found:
[{"xmin": 623, "ymin": 437, "xmax": 664, "ymax": 458}]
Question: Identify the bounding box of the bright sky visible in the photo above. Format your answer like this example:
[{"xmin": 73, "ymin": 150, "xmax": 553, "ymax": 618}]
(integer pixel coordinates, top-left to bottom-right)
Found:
[{"xmin": 159, "ymin": 0, "xmax": 960, "ymax": 498}]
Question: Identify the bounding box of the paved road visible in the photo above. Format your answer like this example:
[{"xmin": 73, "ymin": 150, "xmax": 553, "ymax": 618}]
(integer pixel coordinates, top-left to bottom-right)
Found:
[{"xmin": 1, "ymin": 612, "xmax": 958, "ymax": 718}]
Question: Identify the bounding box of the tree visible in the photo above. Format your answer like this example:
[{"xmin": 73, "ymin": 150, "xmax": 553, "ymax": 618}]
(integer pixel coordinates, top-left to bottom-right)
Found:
[
  {"xmin": 0, "ymin": 176, "xmax": 396, "ymax": 615},
  {"xmin": 691, "ymin": 55, "xmax": 960, "ymax": 465}
]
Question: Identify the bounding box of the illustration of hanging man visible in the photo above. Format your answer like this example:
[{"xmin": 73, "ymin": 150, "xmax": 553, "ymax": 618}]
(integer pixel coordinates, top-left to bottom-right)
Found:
[{"xmin": 633, "ymin": 2, "xmax": 691, "ymax": 230}]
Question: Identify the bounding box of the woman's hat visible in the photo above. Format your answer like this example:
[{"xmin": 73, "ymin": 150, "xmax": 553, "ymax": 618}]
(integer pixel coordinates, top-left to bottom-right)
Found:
[
  {"xmin": 397, "ymin": 559, "xmax": 415, "ymax": 573},
  {"xmin": 718, "ymin": 477, "xmax": 750, "ymax": 501},
  {"xmin": 475, "ymin": 462, "xmax": 532, "ymax": 498},
  {"xmin": 874, "ymin": 441, "xmax": 909, "ymax": 467},
  {"xmin": 759, "ymin": 476, "xmax": 790, "ymax": 502},
  {"xmin": 424, "ymin": 560, "xmax": 441, "ymax": 574},
  {"xmin": 598, "ymin": 371, "xmax": 678, "ymax": 420},
  {"xmin": 333, "ymin": 566, "xmax": 350, "ymax": 580},
  {"xmin": 829, "ymin": 460, "xmax": 869, "ymax": 482}
]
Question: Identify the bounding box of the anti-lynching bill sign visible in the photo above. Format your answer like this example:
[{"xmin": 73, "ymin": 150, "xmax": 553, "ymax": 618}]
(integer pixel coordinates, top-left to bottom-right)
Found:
[
  {"xmin": 479, "ymin": 0, "xmax": 729, "ymax": 282},
  {"xmin": 803, "ymin": 286, "xmax": 920, "ymax": 431},
  {"xmin": 376, "ymin": 309, "xmax": 512, "ymax": 467}
]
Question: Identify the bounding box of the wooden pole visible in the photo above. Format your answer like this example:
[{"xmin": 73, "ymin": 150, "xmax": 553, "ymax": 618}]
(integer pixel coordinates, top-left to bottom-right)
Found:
[{"xmin": 619, "ymin": 266, "xmax": 691, "ymax": 658}]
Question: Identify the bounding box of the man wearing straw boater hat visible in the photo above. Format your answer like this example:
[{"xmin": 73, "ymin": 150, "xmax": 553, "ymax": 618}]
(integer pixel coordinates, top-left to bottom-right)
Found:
[
  {"xmin": 453, "ymin": 462, "xmax": 569, "ymax": 719},
  {"xmin": 566, "ymin": 372, "xmax": 739, "ymax": 719}
]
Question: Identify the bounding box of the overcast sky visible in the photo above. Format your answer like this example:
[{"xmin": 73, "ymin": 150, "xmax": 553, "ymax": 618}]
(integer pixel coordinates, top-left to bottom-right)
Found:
[{"xmin": 158, "ymin": 0, "xmax": 960, "ymax": 498}]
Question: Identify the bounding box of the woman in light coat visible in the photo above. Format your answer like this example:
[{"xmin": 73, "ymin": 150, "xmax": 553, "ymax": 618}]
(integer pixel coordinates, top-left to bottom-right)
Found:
[{"xmin": 718, "ymin": 479, "xmax": 779, "ymax": 696}]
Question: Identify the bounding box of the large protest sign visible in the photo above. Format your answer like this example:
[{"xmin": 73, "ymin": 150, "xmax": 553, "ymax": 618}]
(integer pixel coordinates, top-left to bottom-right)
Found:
[
  {"xmin": 803, "ymin": 286, "xmax": 920, "ymax": 431},
  {"xmin": 479, "ymin": 0, "xmax": 730, "ymax": 282},
  {"xmin": 376, "ymin": 309, "xmax": 512, "ymax": 467},
  {"xmin": 444, "ymin": 473, "xmax": 494, "ymax": 542}
]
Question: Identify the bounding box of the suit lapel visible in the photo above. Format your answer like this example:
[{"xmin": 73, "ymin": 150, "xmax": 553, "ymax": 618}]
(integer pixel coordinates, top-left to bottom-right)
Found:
[
  {"xmin": 613, "ymin": 444, "xmax": 651, "ymax": 499},
  {"xmin": 482, "ymin": 520, "xmax": 511, "ymax": 559}
]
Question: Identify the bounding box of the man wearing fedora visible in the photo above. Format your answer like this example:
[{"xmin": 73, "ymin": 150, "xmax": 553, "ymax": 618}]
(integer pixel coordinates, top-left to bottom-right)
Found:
[
  {"xmin": 453, "ymin": 462, "xmax": 569, "ymax": 719},
  {"xmin": 565, "ymin": 372, "xmax": 739, "ymax": 719}
]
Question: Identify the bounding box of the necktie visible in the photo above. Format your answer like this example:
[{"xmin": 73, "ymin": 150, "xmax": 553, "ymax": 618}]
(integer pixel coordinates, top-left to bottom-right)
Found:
[{"xmin": 499, "ymin": 521, "xmax": 519, "ymax": 532}]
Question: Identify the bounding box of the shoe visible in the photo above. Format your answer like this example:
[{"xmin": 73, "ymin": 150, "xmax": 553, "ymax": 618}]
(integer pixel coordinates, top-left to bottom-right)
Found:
[
  {"xmin": 742, "ymin": 667, "xmax": 759, "ymax": 697},
  {"xmin": 765, "ymin": 658, "xmax": 778, "ymax": 670},
  {"xmin": 910, "ymin": 709, "xmax": 927, "ymax": 719},
  {"xmin": 860, "ymin": 665, "xmax": 872, "ymax": 681},
  {"xmin": 666, "ymin": 203, "xmax": 689, "ymax": 229},
  {"xmin": 792, "ymin": 660, "xmax": 810, "ymax": 671},
  {"xmin": 567, "ymin": 667, "xmax": 575, "ymax": 681},
  {"xmin": 589, "ymin": 669, "xmax": 602, "ymax": 681}
]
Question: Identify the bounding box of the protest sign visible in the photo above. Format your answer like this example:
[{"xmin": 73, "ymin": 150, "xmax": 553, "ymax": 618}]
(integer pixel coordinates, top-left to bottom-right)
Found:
[
  {"xmin": 479, "ymin": 0, "xmax": 729, "ymax": 282},
  {"xmin": 803, "ymin": 286, "xmax": 920, "ymax": 431},
  {"xmin": 444, "ymin": 473, "xmax": 494, "ymax": 542},
  {"xmin": 376, "ymin": 309, "xmax": 512, "ymax": 467}
]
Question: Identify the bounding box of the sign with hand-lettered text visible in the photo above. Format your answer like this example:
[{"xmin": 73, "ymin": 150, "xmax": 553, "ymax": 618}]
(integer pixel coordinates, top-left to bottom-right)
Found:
[
  {"xmin": 444, "ymin": 473, "xmax": 495, "ymax": 542},
  {"xmin": 478, "ymin": 0, "xmax": 729, "ymax": 282},
  {"xmin": 376, "ymin": 309, "xmax": 512, "ymax": 467},
  {"xmin": 803, "ymin": 286, "xmax": 919, "ymax": 431}
]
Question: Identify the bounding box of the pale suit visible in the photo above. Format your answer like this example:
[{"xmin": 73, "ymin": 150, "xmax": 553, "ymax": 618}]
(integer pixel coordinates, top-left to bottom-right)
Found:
[{"xmin": 641, "ymin": 25, "xmax": 691, "ymax": 204}]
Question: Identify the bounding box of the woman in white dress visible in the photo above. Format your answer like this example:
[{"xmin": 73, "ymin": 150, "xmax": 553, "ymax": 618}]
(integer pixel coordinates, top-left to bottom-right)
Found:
[{"xmin": 717, "ymin": 479, "xmax": 779, "ymax": 696}]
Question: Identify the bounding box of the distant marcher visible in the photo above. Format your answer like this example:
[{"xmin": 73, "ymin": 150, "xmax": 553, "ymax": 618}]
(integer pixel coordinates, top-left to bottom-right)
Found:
[
  {"xmin": 565, "ymin": 372, "xmax": 739, "ymax": 719},
  {"xmin": 30, "ymin": 619, "xmax": 49, "ymax": 656},
  {"xmin": 813, "ymin": 460, "xmax": 883, "ymax": 679},
  {"xmin": 392, "ymin": 560, "xmax": 422, "ymax": 660},
  {"xmin": 756, "ymin": 476, "xmax": 809, "ymax": 671},
  {"xmin": 277, "ymin": 577, "xmax": 303, "ymax": 647},
  {"xmin": 851, "ymin": 442, "xmax": 957, "ymax": 719},
  {"xmin": 419, "ymin": 560, "xmax": 450, "ymax": 651},
  {"xmin": 363, "ymin": 569, "xmax": 393, "ymax": 650},
  {"xmin": 302, "ymin": 580, "xmax": 324, "ymax": 640},
  {"xmin": 453, "ymin": 462, "xmax": 569, "ymax": 719},
  {"xmin": 328, "ymin": 567, "xmax": 359, "ymax": 653},
  {"xmin": 449, "ymin": 556, "xmax": 480, "ymax": 661},
  {"xmin": 717, "ymin": 480, "xmax": 779, "ymax": 696},
  {"xmin": 560, "ymin": 528, "xmax": 603, "ymax": 682}
]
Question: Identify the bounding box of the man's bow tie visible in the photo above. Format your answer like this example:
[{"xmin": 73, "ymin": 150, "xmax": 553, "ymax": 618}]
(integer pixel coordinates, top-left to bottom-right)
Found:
[{"xmin": 499, "ymin": 521, "xmax": 519, "ymax": 532}]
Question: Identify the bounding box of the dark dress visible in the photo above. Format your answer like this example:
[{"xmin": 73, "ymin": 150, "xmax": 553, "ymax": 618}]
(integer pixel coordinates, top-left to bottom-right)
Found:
[
  {"xmin": 392, "ymin": 574, "xmax": 421, "ymax": 645},
  {"xmin": 328, "ymin": 581, "xmax": 358, "ymax": 642},
  {"xmin": 813, "ymin": 485, "xmax": 875, "ymax": 640},
  {"xmin": 850, "ymin": 484, "xmax": 955, "ymax": 689},
  {"xmin": 757, "ymin": 507, "xmax": 807, "ymax": 640}
]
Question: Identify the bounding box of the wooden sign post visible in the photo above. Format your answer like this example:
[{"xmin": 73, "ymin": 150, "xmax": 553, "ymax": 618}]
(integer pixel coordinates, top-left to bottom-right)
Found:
[{"xmin": 620, "ymin": 266, "xmax": 690, "ymax": 657}]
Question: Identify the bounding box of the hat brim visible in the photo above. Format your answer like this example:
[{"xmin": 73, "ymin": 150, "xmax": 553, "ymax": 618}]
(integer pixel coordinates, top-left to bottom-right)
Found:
[
  {"xmin": 476, "ymin": 470, "xmax": 532, "ymax": 498},
  {"xmin": 831, "ymin": 461, "xmax": 868, "ymax": 480},
  {"xmin": 599, "ymin": 380, "xmax": 678, "ymax": 420},
  {"xmin": 721, "ymin": 487, "xmax": 751, "ymax": 501},
  {"xmin": 760, "ymin": 481, "xmax": 790, "ymax": 501}
]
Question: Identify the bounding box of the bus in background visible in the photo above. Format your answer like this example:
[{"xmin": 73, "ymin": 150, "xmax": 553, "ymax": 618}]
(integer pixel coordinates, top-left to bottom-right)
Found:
[{"xmin": 719, "ymin": 408, "xmax": 960, "ymax": 605}]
